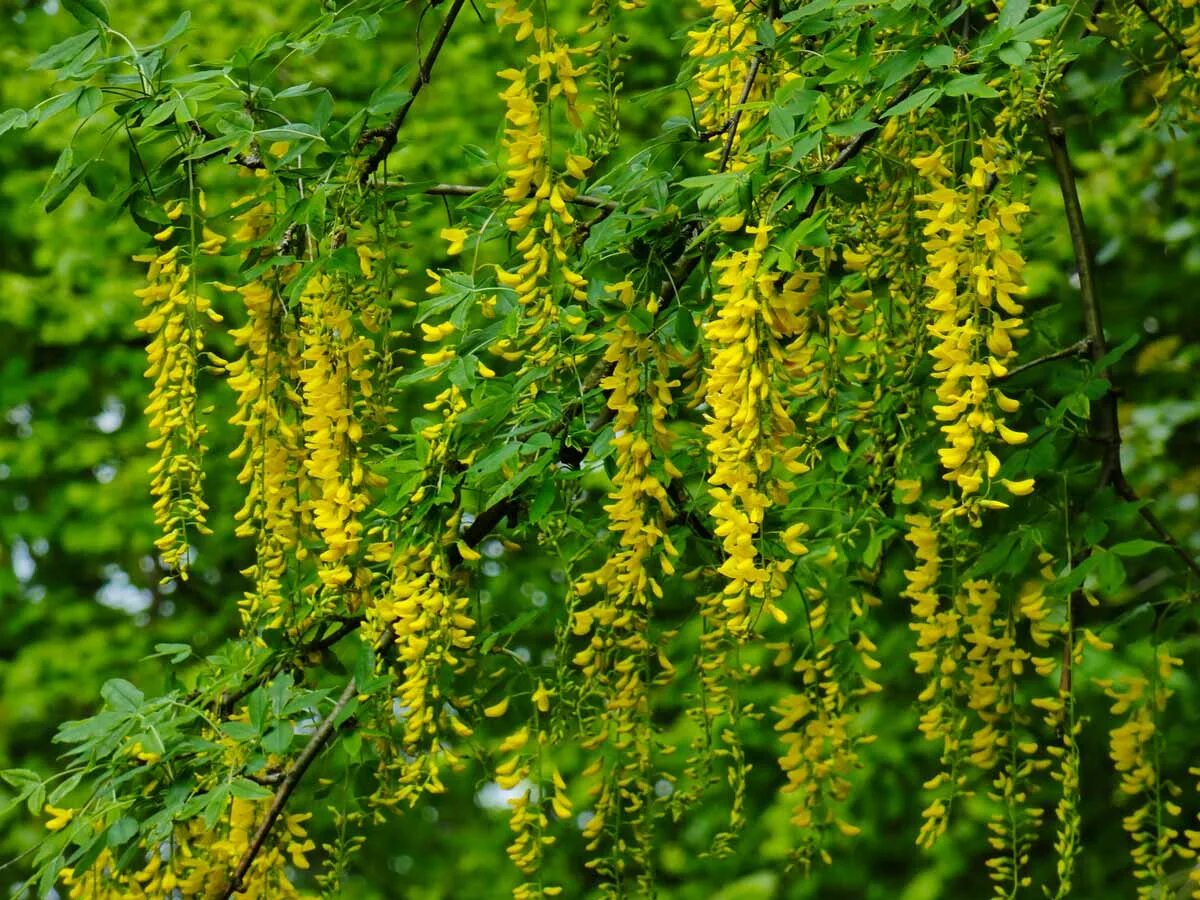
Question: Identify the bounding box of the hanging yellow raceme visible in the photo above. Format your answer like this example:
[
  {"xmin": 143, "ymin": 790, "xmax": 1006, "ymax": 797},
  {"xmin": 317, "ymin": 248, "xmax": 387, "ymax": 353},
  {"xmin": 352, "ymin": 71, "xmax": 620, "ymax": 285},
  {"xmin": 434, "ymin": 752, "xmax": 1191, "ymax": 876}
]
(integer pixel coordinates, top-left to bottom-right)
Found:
[
  {"xmin": 913, "ymin": 140, "xmax": 1033, "ymax": 525},
  {"xmin": 491, "ymin": 0, "xmax": 592, "ymax": 372},
  {"xmin": 702, "ymin": 221, "xmax": 815, "ymax": 636},
  {"xmin": 134, "ymin": 198, "xmax": 225, "ymax": 581},
  {"xmin": 1099, "ymin": 647, "xmax": 1187, "ymax": 898},
  {"xmin": 571, "ymin": 283, "xmax": 677, "ymax": 889},
  {"xmin": 369, "ymin": 541, "xmax": 475, "ymax": 805},
  {"xmin": 297, "ymin": 273, "xmax": 380, "ymax": 603},
  {"xmin": 225, "ymin": 200, "xmax": 304, "ymax": 626}
]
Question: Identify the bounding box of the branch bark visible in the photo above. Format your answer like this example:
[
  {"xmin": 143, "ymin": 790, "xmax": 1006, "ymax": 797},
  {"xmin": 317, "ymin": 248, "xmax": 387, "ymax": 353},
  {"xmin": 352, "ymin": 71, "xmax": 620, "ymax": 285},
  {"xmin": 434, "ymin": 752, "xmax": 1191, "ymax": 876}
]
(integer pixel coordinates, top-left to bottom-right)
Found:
[
  {"xmin": 220, "ymin": 673, "xmax": 362, "ymax": 898},
  {"xmin": 358, "ymin": 0, "xmax": 468, "ymax": 185},
  {"xmin": 1044, "ymin": 108, "xmax": 1200, "ymax": 581},
  {"xmin": 998, "ymin": 338, "xmax": 1092, "ymax": 382}
]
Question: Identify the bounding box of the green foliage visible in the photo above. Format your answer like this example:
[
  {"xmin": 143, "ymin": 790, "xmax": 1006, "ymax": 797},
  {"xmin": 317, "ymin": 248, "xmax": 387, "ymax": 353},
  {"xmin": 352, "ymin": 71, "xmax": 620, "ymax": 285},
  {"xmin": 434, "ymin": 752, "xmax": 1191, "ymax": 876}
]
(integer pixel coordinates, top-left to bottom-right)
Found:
[{"xmin": 1, "ymin": 0, "xmax": 1199, "ymax": 898}]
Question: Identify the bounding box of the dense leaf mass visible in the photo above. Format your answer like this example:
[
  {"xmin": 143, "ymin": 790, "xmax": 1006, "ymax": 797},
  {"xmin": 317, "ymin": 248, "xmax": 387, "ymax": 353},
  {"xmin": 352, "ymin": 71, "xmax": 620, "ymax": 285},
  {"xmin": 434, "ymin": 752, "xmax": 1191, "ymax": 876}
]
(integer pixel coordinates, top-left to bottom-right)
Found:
[{"xmin": 2, "ymin": 0, "xmax": 1200, "ymax": 897}]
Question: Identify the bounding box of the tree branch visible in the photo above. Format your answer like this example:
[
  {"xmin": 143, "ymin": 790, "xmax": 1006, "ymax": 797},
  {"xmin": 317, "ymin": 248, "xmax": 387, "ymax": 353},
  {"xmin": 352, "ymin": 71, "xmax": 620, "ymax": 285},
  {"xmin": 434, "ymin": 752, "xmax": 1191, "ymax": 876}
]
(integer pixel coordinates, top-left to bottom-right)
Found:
[
  {"xmin": 1044, "ymin": 108, "xmax": 1200, "ymax": 581},
  {"xmin": 220, "ymin": 673, "xmax": 362, "ymax": 898},
  {"xmin": 716, "ymin": 54, "xmax": 763, "ymax": 174},
  {"xmin": 997, "ymin": 338, "xmax": 1092, "ymax": 381},
  {"xmin": 358, "ymin": 0, "xmax": 468, "ymax": 185},
  {"xmin": 1130, "ymin": 0, "xmax": 1188, "ymax": 54},
  {"xmin": 802, "ymin": 74, "xmax": 927, "ymax": 219}
]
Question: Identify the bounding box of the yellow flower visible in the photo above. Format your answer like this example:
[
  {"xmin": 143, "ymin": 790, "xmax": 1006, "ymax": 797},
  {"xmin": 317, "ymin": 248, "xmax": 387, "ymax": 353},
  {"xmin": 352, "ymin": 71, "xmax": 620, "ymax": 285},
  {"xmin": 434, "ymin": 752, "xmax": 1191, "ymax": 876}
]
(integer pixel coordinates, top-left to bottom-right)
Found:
[
  {"xmin": 440, "ymin": 227, "xmax": 469, "ymax": 255},
  {"xmin": 1001, "ymin": 477, "xmax": 1035, "ymax": 496},
  {"xmin": 484, "ymin": 697, "xmax": 510, "ymax": 718},
  {"xmin": 44, "ymin": 804, "xmax": 74, "ymax": 831}
]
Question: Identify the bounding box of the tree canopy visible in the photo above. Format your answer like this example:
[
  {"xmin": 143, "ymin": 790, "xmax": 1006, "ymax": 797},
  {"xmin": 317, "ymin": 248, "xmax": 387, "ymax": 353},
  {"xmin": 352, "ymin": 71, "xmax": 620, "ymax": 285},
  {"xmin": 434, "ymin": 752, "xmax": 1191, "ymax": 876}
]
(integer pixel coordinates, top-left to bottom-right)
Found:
[{"xmin": 2, "ymin": 0, "xmax": 1200, "ymax": 897}]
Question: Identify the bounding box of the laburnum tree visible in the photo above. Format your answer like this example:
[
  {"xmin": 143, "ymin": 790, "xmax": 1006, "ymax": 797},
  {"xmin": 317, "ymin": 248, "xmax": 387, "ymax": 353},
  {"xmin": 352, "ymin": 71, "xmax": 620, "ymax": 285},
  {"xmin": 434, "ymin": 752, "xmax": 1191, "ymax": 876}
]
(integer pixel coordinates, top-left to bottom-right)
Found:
[{"xmin": 2, "ymin": 0, "xmax": 1200, "ymax": 897}]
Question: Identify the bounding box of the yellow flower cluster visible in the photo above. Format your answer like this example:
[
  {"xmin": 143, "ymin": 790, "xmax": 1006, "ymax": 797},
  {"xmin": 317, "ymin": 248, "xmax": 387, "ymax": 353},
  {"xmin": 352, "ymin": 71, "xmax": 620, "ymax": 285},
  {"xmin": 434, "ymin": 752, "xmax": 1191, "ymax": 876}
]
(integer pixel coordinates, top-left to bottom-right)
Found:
[
  {"xmin": 772, "ymin": 642, "xmax": 863, "ymax": 868},
  {"xmin": 578, "ymin": 0, "xmax": 643, "ymax": 156},
  {"xmin": 686, "ymin": 0, "xmax": 773, "ymax": 170},
  {"xmin": 913, "ymin": 141, "xmax": 1033, "ymax": 524},
  {"xmin": 492, "ymin": 10, "xmax": 593, "ymax": 370},
  {"xmin": 226, "ymin": 201, "xmax": 304, "ymax": 625},
  {"xmin": 1111, "ymin": 1, "xmax": 1200, "ymax": 126},
  {"xmin": 56, "ymin": 799, "xmax": 313, "ymax": 898},
  {"xmin": 901, "ymin": 509, "xmax": 967, "ymax": 847},
  {"xmin": 1099, "ymin": 648, "xmax": 1186, "ymax": 898},
  {"xmin": 133, "ymin": 199, "xmax": 225, "ymax": 580},
  {"xmin": 570, "ymin": 285, "xmax": 677, "ymax": 887},
  {"xmin": 492, "ymin": 727, "xmax": 565, "ymax": 899},
  {"xmin": 702, "ymin": 222, "xmax": 816, "ymax": 636},
  {"xmin": 298, "ymin": 273, "xmax": 379, "ymax": 600},
  {"xmin": 371, "ymin": 542, "xmax": 475, "ymax": 804}
]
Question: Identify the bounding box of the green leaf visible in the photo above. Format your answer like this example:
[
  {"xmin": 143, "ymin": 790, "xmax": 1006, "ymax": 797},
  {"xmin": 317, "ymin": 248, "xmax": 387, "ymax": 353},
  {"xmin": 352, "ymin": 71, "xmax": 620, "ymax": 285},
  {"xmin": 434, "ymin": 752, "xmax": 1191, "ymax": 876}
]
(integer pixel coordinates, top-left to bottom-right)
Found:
[
  {"xmin": 30, "ymin": 31, "xmax": 99, "ymax": 72},
  {"xmin": 151, "ymin": 642, "xmax": 192, "ymax": 663},
  {"xmin": 270, "ymin": 673, "xmax": 294, "ymax": 716},
  {"xmin": 107, "ymin": 817, "xmax": 139, "ymax": 848},
  {"xmin": 75, "ymin": 87, "xmax": 103, "ymax": 118},
  {"xmin": 1109, "ymin": 540, "xmax": 1162, "ymax": 558},
  {"xmin": 922, "ymin": 45, "xmax": 955, "ymax": 69},
  {"xmin": 100, "ymin": 678, "xmax": 144, "ymax": 713},
  {"xmin": 1010, "ymin": 6, "xmax": 1069, "ymax": 43},
  {"xmin": 248, "ymin": 688, "xmax": 269, "ymax": 733},
  {"xmin": 61, "ymin": 0, "xmax": 109, "ymax": 25},
  {"xmin": 230, "ymin": 778, "xmax": 274, "ymax": 801},
  {"xmin": 0, "ymin": 108, "xmax": 29, "ymax": 137},
  {"xmin": 469, "ymin": 444, "xmax": 521, "ymax": 480},
  {"xmin": 158, "ymin": 11, "xmax": 192, "ymax": 46},
  {"xmin": 1, "ymin": 768, "xmax": 40, "ymax": 788},
  {"xmin": 142, "ymin": 99, "xmax": 180, "ymax": 127},
  {"xmin": 884, "ymin": 87, "xmax": 940, "ymax": 117},
  {"xmin": 263, "ymin": 724, "xmax": 293, "ymax": 755},
  {"xmin": 221, "ymin": 720, "xmax": 258, "ymax": 741},
  {"xmin": 333, "ymin": 696, "xmax": 359, "ymax": 730},
  {"xmin": 1094, "ymin": 334, "xmax": 1139, "ymax": 370},
  {"xmin": 998, "ymin": 0, "xmax": 1029, "ymax": 30},
  {"xmin": 529, "ymin": 478, "xmax": 555, "ymax": 523},
  {"xmin": 943, "ymin": 74, "xmax": 1000, "ymax": 98},
  {"xmin": 255, "ymin": 123, "xmax": 325, "ymax": 143}
]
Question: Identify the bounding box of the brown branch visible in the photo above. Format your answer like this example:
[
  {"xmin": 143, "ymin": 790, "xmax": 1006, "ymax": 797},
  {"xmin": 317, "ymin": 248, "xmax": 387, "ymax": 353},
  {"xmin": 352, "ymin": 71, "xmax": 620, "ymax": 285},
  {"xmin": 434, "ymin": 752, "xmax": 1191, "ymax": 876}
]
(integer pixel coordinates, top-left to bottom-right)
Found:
[
  {"xmin": 716, "ymin": 54, "xmax": 763, "ymax": 174},
  {"xmin": 214, "ymin": 616, "xmax": 363, "ymax": 718},
  {"xmin": 1044, "ymin": 108, "xmax": 1200, "ymax": 581},
  {"xmin": 998, "ymin": 338, "xmax": 1092, "ymax": 381},
  {"xmin": 220, "ymin": 673, "xmax": 362, "ymax": 898},
  {"xmin": 358, "ymin": 0, "xmax": 468, "ymax": 185},
  {"xmin": 417, "ymin": 182, "xmax": 626, "ymax": 212},
  {"xmin": 802, "ymin": 74, "xmax": 927, "ymax": 219},
  {"xmin": 1130, "ymin": 0, "xmax": 1188, "ymax": 54}
]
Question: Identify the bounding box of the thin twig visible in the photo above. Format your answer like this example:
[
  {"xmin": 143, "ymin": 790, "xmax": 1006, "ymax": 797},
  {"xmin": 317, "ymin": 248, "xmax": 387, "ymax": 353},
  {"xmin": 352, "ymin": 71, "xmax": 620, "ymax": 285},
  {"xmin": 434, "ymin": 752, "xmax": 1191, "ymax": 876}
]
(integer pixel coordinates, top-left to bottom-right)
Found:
[
  {"xmin": 716, "ymin": 54, "xmax": 763, "ymax": 174},
  {"xmin": 1044, "ymin": 108, "xmax": 1200, "ymax": 581},
  {"xmin": 1130, "ymin": 0, "xmax": 1188, "ymax": 54},
  {"xmin": 220, "ymin": 674, "xmax": 360, "ymax": 897},
  {"xmin": 215, "ymin": 616, "xmax": 362, "ymax": 717},
  {"xmin": 415, "ymin": 182, "xmax": 657, "ymax": 213},
  {"xmin": 359, "ymin": 0, "xmax": 468, "ymax": 185},
  {"xmin": 998, "ymin": 338, "xmax": 1092, "ymax": 381},
  {"xmin": 802, "ymin": 74, "xmax": 927, "ymax": 219}
]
